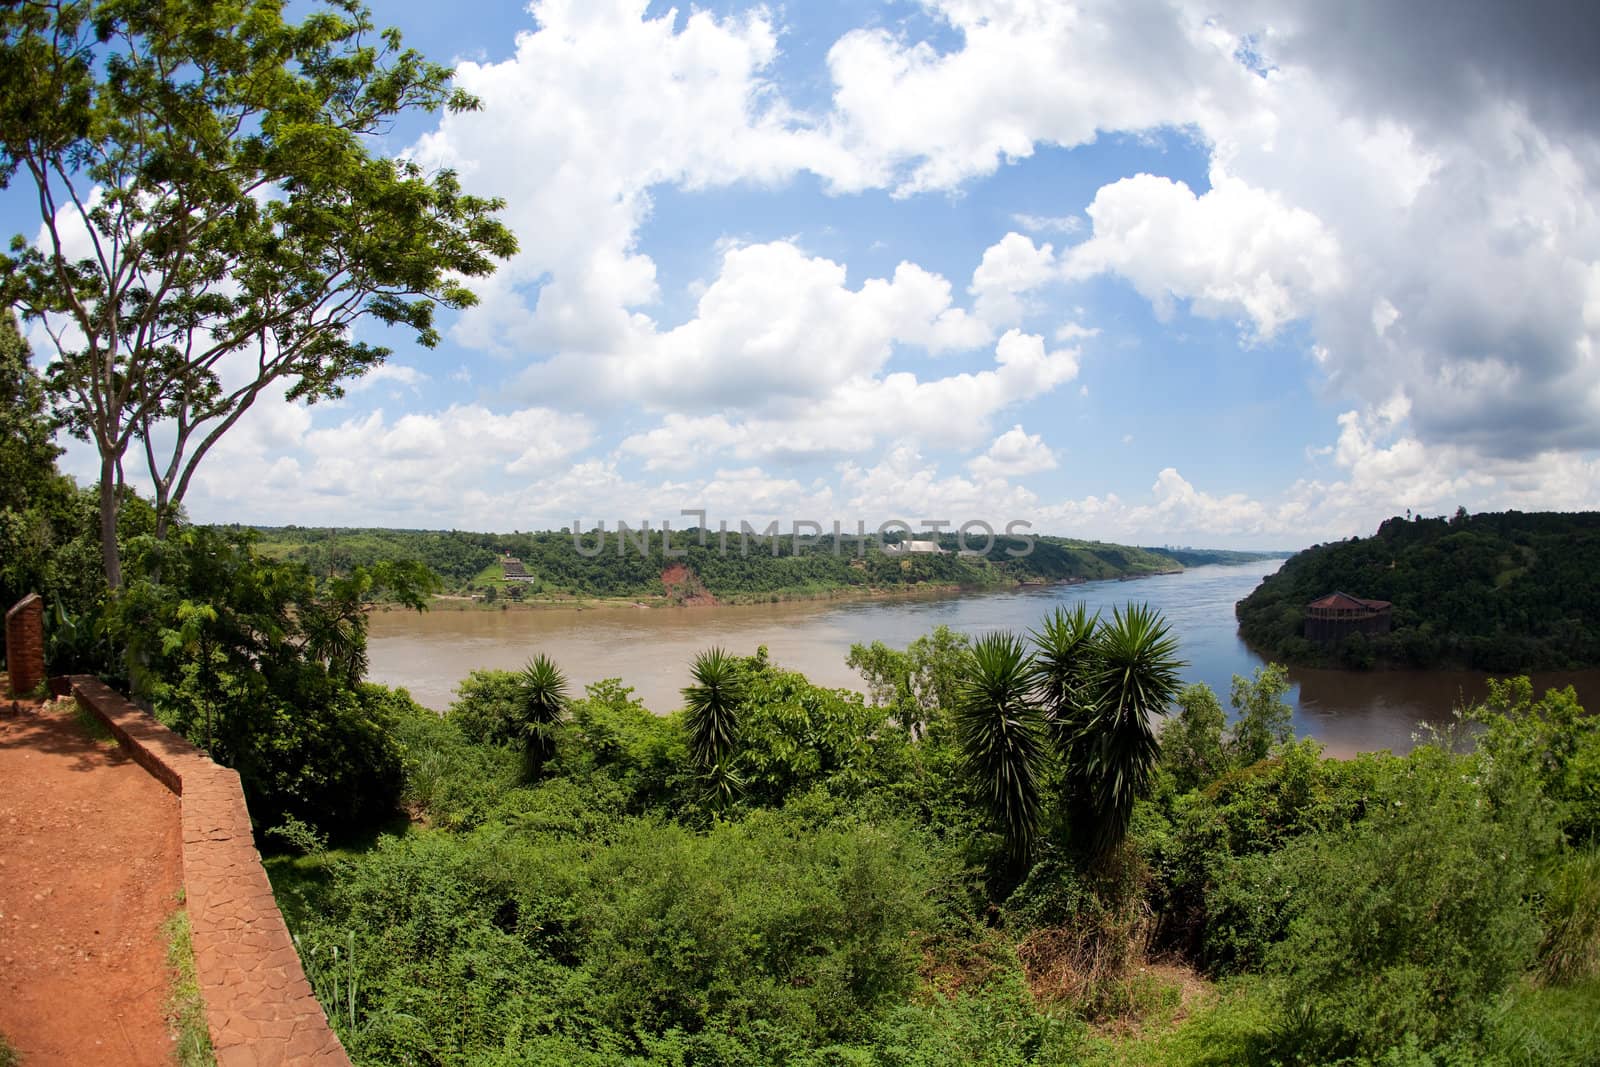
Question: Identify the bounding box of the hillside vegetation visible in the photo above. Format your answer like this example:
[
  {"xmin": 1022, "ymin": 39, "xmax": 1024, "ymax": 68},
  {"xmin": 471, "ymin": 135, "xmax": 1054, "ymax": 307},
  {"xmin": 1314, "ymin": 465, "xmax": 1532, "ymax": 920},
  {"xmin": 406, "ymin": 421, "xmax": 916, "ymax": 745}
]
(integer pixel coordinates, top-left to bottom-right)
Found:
[
  {"xmin": 1236, "ymin": 510, "xmax": 1600, "ymax": 670},
  {"xmin": 247, "ymin": 526, "xmax": 1184, "ymax": 603}
]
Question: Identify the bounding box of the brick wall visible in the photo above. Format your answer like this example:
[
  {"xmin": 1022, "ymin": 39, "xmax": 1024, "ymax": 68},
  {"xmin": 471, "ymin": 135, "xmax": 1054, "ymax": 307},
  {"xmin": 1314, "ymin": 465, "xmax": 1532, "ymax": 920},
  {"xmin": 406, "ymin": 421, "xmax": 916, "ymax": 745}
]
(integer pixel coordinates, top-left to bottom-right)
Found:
[
  {"xmin": 5, "ymin": 594, "xmax": 46, "ymax": 697},
  {"xmin": 69, "ymin": 676, "xmax": 350, "ymax": 1066}
]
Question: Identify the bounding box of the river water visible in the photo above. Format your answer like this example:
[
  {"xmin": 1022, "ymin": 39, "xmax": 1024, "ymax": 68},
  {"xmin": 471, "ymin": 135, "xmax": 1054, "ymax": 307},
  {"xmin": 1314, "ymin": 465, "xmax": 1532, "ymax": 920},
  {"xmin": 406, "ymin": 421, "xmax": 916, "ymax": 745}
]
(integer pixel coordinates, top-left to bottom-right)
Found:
[{"xmin": 366, "ymin": 561, "xmax": 1599, "ymax": 756}]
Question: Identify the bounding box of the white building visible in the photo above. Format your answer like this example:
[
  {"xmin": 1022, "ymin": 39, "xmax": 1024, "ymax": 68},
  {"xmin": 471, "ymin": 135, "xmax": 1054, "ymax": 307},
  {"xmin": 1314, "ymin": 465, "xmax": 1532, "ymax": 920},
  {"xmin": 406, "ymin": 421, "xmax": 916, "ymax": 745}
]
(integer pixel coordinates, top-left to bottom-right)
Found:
[{"xmin": 882, "ymin": 540, "xmax": 945, "ymax": 556}]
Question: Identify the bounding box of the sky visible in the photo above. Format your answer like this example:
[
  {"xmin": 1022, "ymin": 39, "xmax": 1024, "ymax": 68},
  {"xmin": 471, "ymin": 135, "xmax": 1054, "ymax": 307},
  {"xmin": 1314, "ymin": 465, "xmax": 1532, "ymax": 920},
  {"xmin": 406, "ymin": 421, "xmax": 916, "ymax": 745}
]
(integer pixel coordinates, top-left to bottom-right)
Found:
[{"xmin": 7, "ymin": 0, "xmax": 1600, "ymax": 550}]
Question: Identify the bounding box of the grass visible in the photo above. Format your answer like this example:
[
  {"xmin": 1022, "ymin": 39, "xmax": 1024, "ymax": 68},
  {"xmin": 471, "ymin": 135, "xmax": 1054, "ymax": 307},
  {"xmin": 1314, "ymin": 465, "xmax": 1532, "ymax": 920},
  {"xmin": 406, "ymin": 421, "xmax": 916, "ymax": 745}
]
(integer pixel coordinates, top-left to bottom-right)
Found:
[
  {"xmin": 70, "ymin": 699, "xmax": 118, "ymax": 748},
  {"xmin": 1485, "ymin": 977, "xmax": 1600, "ymax": 1065},
  {"xmin": 1078, "ymin": 977, "xmax": 1277, "ymax": 1067},
  {"xmin": 164, "ymin": 907, "xmax": 215, "ymax": 1067},
  {"xmin": 0, "ymin": 1032, "xmax": 17, "ymax": 1067},
  {"xmin": 1074, "ymin": 975, "xmax": 1600, "ymax": 1067}
]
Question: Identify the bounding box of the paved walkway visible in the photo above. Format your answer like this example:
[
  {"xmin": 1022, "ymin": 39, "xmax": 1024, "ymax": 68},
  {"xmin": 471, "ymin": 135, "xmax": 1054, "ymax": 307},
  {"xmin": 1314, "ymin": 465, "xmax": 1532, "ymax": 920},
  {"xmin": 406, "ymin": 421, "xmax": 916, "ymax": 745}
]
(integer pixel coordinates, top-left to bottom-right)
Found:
[{"xmin": 0, "ymin": 693, "xmax": 184, "ymax": 1065}]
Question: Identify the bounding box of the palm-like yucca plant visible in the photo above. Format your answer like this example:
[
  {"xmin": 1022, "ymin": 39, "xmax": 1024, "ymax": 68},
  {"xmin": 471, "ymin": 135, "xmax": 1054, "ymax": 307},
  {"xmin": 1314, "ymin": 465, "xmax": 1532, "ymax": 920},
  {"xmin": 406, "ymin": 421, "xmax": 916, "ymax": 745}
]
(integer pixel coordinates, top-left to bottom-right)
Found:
[
  {"xmin": 1075, "ymin": 603, "xmax": 1184, "ymax": 855},
  {"xmin": 683, "ymin": 646, "xmax": 746, "ymax": 770},
  {"xmin": 955, "ymin": 631, "xmax": 1049, "ymax": 864},
  {"xmin": 1030, "ymin": 602, "xmax": 1101, "ymax": 751},
  {"xmin": 518, "ymin": 653, "xmax": 570, "ymax": 778}
]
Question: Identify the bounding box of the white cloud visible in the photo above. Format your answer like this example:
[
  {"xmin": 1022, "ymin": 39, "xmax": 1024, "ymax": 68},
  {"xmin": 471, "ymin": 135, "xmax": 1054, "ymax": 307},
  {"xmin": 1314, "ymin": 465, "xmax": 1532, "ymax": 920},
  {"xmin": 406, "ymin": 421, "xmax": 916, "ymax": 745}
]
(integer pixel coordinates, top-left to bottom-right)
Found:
[
  {"xmin": 821, "ymin": 0, "xmax": 1254, "ymax": 195},
  {"xmin": 1062, "ymin": 168, "xmax": 1344, "ymax": 340},
  {"xmin": 345, "ymin": 364, "xmax": 429, "ymax": 393},
  {"xmin": 411, "ymin": 0, "xmax": 846, "ymax": 358},
  {"xmin": 970, "ymin": 232, "xmax": 1056, "ymax": 327},
  {"xmin": 522, "ymin": 240, "xmax": 989, "ymax": 410},
  {"xmin": 968, "ymin": 424, "xmax": 1058, "ymax": 479},
  {"xmin": 1011, "ymin": 213, "xmax": 1083, "ymax": 235},
  {"xmin": 616, "ymin": 328, "xmax": 1082, "ymax": 466}
]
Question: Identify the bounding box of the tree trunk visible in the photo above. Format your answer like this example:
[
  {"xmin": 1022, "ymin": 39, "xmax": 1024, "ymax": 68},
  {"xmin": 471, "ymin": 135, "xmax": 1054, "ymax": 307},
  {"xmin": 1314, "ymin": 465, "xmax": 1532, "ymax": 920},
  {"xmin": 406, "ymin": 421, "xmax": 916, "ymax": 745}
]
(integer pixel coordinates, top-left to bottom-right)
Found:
[{"xmin": 98, "ymin": 453, "xmax": 123, "ymax": 591}]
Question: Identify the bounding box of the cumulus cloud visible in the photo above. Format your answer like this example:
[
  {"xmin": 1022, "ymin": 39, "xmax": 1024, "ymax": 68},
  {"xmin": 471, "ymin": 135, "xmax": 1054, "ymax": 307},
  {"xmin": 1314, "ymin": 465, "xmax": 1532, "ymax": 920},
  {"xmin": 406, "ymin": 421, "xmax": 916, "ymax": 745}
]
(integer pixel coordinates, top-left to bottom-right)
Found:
[
  {"xmin": 616, "ymin": 328, "xmax": 1082, "ymax": 467},
  {"xmin": 521, "ymin": 241, "xmax": 988, "ymax": 410},
  {"xmin": 410, "ymin": 0, "xmax": 845, "ymax": 358},
  {"xmin": 1062, "ymin": 168, "xmax": 1344, "ymax": 339},
  {"xmin": 821, "ymin": 0, "xmax": 1254, "ymax": 195},
  {"xmin": 968, "ymin": 424, "xmax": 1058, "ymax": 479},
  {"xmin": 970, "ymin": 232, "xmax": 1057, "ymax": 328}
]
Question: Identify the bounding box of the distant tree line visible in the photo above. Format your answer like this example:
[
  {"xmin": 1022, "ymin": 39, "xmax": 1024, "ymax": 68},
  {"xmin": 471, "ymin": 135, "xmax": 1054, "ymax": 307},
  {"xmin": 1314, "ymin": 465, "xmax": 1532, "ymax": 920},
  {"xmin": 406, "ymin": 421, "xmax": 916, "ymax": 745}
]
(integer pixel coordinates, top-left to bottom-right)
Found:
[{"xmin": 249, "ymin": 526, "xmax": 1186, "ymax": 601}]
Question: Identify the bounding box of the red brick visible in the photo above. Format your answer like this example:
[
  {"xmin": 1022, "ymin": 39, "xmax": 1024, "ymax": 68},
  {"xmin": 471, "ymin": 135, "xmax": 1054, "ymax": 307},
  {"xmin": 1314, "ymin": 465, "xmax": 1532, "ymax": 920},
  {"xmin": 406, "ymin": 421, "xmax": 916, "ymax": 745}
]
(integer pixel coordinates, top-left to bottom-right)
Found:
[
  {"xmin": 5, "ymin": 594, "xmax": 46, "ymax": 697},
  {"xmin": 69, "ymin": 676, "xmax": 351, "ymax": 1065}
]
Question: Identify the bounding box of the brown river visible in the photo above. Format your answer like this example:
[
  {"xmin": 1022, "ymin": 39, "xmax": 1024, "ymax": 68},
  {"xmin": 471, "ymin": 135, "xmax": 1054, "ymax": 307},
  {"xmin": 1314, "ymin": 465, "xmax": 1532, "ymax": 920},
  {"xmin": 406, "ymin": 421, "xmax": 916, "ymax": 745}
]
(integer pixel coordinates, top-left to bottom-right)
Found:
[{"xmin": 367, "ymin": 561, "xmax": 1599, "ymax": 757}]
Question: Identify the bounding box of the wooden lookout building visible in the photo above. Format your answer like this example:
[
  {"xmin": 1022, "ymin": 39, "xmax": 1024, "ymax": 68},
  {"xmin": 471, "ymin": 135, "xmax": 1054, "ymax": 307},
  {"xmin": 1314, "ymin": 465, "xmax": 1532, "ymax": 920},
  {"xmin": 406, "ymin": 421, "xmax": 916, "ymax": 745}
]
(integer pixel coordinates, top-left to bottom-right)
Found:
[{"xmin": 1304, "ymin": 592, "xmax": 1392, "ymax": 644}]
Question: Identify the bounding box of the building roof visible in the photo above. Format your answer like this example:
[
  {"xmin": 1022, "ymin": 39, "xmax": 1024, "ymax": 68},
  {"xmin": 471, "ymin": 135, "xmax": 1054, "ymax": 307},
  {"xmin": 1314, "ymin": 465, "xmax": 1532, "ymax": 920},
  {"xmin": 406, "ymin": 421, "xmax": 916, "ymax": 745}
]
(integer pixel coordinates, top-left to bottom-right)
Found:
[
  {"xmin": 1307, "ymin": 591, "xmax": 1392, "ymax": 611},
  {"xmin": 884, "ymin": 539, "xmax": 945, "ymax": 554}
]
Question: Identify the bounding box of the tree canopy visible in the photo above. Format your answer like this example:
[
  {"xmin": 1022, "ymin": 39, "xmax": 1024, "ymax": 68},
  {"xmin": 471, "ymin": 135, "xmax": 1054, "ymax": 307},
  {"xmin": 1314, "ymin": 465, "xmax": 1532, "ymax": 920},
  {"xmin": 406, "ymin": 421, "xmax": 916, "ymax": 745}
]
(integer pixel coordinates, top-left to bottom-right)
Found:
[
  {"xmin": 0, "ymin": 0, "xmax": 516, "ymax": 586},
  {"xmin": 1237, "ymin": 510, "xmax": 1600, "ymax": 670}
]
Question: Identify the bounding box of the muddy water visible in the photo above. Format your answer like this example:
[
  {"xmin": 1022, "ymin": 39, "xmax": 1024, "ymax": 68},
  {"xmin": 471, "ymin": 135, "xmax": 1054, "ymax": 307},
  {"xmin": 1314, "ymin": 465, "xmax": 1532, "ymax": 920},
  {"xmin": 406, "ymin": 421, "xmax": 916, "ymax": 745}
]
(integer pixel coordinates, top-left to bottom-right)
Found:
[{"xmin": 366, "ymin": 561, "xmax": 1600, "ymax": 756}]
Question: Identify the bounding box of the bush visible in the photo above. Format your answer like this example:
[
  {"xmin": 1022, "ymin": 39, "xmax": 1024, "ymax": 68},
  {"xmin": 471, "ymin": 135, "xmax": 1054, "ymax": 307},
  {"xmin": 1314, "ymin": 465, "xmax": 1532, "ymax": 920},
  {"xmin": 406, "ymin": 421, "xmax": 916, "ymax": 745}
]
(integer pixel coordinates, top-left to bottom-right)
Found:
[
  {"xmin": 1540, "ymin": 846, "xmax": 1600, "ymax": 985},
  {"xmin": 216, "ymin": 682, "xmax": 407, "ymax": 834},
  {"xmin": 448, "ymin": 669, "xmax": 528, "ymax": 746},
  {"xmin": 292, "ymin": 807, "xmax": 943, "ymax": 1062},
  {"xmin": 112, "ymin": 527, "xmax": 435, "ymax": 837},
  {"xmin": 1265, "ymin": 746, "xmax": 1549, "ymax": 1057}
]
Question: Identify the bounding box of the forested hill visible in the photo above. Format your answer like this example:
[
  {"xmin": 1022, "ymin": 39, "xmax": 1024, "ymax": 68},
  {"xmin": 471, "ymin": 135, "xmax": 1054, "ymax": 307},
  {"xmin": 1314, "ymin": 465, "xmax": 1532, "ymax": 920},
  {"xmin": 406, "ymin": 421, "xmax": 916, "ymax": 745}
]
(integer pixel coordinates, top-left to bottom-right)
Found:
[
  {"xmin": 243, "ymin": 525, "xmax": 1182, "ymax": 603},
  {"xmin": 1141, "ymin": 547, "xmax": 1289, "ymax": 567},
  {"xmin": 1236, "ymin": 510, "xmax": 1600, "ymax": 670}
]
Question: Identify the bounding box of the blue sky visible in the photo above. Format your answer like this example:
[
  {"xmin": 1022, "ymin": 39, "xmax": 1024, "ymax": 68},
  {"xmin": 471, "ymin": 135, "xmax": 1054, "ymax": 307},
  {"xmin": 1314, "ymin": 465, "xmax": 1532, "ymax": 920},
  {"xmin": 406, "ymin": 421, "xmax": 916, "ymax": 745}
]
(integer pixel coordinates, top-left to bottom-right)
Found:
[{"xmin": 7, "ymin": 0, "xmax": 1600, "ymax": 548}]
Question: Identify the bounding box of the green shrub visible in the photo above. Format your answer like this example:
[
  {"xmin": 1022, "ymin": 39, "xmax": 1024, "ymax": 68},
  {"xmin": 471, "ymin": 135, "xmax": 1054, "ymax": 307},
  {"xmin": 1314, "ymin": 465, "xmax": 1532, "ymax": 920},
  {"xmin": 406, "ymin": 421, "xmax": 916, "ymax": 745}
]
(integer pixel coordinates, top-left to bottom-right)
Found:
[
  {"xmin": 1539, "ymin": 846, "xmax": 1600, "ymax": 985},
  {"xmin": 447, "ymin": 669, "xmax": 527, "ymax": 746},
  {"xmin": 1265, "ymin": 746, "xmax": 1550, "ymax": 1057},
  {"xmin": 112, "ymin": 527, "xmax": 433, "ymax": 837}
]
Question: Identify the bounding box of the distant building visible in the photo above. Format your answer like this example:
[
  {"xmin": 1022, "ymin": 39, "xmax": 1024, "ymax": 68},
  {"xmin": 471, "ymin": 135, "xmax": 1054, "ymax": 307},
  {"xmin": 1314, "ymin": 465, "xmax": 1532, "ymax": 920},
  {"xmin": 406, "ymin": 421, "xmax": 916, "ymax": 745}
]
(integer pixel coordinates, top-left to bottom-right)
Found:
[
  {"xmin": 883, "ymin": 540, "xmax": 945, "ymax": 556},
  {"xmin": 1304, "ymin": 591, "xmax": 1392, "ymax": 643},
  {"xmin": 501, "ymin": 555, "xmax": 538, "ymax": 582}
]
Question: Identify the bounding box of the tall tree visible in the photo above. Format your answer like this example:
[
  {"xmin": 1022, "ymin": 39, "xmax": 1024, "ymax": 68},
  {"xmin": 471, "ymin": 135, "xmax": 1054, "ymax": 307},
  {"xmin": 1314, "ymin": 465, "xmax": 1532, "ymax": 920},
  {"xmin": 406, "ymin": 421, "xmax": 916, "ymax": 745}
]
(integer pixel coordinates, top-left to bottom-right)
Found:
[
  {"xmin": 1029, "ymin": 602, "xmax": 1100, "ymax": 754},
  {"xmin": 955, "ymin": 631, "xmax": 1048, "ymax": 864},
  {"xmin": 1227, "ymin": 663, "xmax": 1295, "ymax": 766},
  {"xmin": 1074, "ymin": 603, "xmax": 1184, "ymax": 855},
  {"xmin": 0, "ymin": 308, "xmax": 60, "ymax": 510},
  {"xmin": 0, "ymin": 0, "xmax": 516, "ymax": 588}
]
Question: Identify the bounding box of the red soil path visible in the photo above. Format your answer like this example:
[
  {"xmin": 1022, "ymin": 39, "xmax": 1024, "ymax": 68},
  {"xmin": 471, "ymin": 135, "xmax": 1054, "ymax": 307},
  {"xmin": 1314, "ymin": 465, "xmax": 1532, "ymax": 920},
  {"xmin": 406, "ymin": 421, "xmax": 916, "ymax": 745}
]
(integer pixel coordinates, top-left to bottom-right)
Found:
[{"xmin": 0, "ymin": 694, "xmax": 183, "ymax": 1065}]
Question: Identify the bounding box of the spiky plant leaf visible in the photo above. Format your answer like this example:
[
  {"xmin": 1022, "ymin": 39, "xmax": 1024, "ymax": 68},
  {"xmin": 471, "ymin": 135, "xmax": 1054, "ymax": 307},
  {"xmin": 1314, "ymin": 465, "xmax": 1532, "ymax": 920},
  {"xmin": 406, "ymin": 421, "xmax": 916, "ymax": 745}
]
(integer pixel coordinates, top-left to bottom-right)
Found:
[
  {"xmin": 1029, "ymin": 602, "xmax": 1100, "ymax": 754},
  {"xmin": 683, "ymin": 647, "xmax": 745, "ymax": 772},
  {"xmin": 1076, "ymin": 603, "xmax": 1184, "ymax": 855},
  {"xmin": 955, "ymin": 631, "xmax": 1048, "ymax": 863},
  {"xmin": 518, "ymin": 653, "xmax": 570, "ymax": 777}
]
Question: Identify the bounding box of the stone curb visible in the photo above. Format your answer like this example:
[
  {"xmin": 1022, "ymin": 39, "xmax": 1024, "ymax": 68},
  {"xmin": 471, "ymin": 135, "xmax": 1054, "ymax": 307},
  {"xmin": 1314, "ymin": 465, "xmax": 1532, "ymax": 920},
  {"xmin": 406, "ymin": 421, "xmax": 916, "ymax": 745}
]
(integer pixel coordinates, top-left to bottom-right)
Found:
[{"xmin": 68, "ymin": 676, "xmax": 351, "ymax": 1066}]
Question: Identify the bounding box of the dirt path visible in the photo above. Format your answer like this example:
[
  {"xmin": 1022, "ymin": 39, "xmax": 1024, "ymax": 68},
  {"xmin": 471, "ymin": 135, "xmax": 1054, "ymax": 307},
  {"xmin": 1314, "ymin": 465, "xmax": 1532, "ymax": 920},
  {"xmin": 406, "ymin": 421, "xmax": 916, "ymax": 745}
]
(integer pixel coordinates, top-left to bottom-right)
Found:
[{"xmin": 0, "ymin": 694, "xmax": 184, "ymax": 1065}]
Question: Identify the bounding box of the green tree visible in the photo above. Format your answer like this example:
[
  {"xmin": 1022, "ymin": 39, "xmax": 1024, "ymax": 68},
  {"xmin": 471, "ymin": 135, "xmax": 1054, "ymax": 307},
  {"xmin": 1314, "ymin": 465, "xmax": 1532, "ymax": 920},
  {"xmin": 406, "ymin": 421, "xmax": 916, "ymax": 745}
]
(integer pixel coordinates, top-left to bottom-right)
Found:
[
  {"xmin": 1029, "ymin": 602, "xmax": 1100, "ymax": 756},
  {"xmin": 0, "ymin": 0, "xmax": 516, "ymax": 587},
  {"xmin": 1162, "ymin": 682, "xmax": 1228, "ymax": 792},
  {"xmin": 113, "ymin": 527, "xmax": 430, "ymax": 832},
  {"xmin": 954, "ymin": 631, "xmax": 1047, "ymax": 864},
  {"xmin": 516, "ymin": 654, "xmax": 570, "ymax": 779},
  {"xmin": 1227, "ymin": 663, "xmax": 1294, "ymax": 766},
  {"xmin": 1075, "ymin": 603, "xmax": 1183, "ymax": 855},
  {"xmin": 847, "ymin": 624, "xmax": 969, "ymax": 737},
  {"xmin": 683, "ymin": 646, "xmax": 746, "ymax": 803},
  {"xmin": 1267, "ymin": 746, "xmax": 1549, "ymax": 1057},
  {"xmin": 0, "ymin": 308, "xmax": 58, "ymax": 508}
]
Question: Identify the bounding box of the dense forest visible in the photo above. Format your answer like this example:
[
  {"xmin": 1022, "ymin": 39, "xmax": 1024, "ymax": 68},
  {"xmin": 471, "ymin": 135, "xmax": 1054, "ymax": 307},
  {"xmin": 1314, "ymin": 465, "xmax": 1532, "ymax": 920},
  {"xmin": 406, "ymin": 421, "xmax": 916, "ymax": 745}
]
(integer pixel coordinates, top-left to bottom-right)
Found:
[
  {"xmin": 258, "ymin": 639, "xmax": 1600, "ymax": 1065},
  {"xmin": 1236, "ymin": 510, "xmax": 1600, "ymax": 670},
  {"xmin": 247, "ymin": 525, "xmax": 1191, "ymax": 603}
]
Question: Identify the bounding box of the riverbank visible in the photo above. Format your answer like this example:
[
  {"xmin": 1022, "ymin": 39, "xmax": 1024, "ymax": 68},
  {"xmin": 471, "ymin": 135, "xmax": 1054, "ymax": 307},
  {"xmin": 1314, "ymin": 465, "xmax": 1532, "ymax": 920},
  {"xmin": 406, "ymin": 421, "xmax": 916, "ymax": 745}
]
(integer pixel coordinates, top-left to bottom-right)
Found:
[{"xmin": 400, "ymin": 573, "xmax": 1104, "ymax": 613}]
